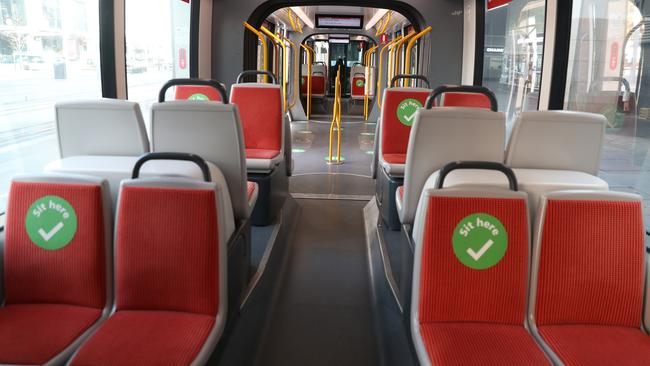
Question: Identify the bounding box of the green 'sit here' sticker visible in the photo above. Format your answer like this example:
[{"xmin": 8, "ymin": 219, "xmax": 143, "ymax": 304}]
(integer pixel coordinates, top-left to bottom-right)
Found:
[
  {"xmin": 25, "ymin": 196, "xmax": 77, "ymax": 250},
  {"xmin": 396, "ymin": 98, "xmax": 422, "ymax": 126},
  {"xmin": 355, "ymin": 79, "xmax": 365, "ymax": 87},
  {"xmin": 188, "ymin": 93, "xmax": 209, "ymax": 101},
  {"xmin": 452, "ymin": 213, "xmax": 507, "ymax": 270}
]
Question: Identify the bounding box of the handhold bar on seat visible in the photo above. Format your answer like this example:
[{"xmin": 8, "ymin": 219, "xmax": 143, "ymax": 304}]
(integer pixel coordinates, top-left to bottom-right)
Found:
[
  {"xmin": 425, "ymin": 85, "xmax": 498, "ymax": 111},
  {"xmin": 159, "ymin": 78, "xmax": 228, "ymax": 103},
  {"xmin": 436, "ymin": 161, "xmax": 518, "ymax": 191},
  {"xmin": 132, "ymin": 152, "xmax": 212, "ymax": 182}
]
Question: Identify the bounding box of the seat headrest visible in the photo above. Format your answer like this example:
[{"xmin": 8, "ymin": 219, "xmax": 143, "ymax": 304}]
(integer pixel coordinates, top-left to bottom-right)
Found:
[
  {"xmin": 400, "ymin": 108, "xmax": 506, "ymax": 225},
  {"xmin": 150, "ymin": 101, "xmax": 249, "ymax": 220},
  {"xmin": 506, "ymin": 111, "xmax": 606, "ymax": 175},
  {"xmin": 439, "ymin": 92, "xmax": 494, "ymax": 110},
  {"xmin": 55, "ymin": 99, "xmax": 149, "ymax": 158},
  {"xmin": 174, "ymin": 85, "xmax": 224, "ymax": 102}
]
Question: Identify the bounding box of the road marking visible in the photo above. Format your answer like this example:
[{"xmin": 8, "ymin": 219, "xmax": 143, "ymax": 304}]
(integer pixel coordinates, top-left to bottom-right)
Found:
[
  {"xmin": 467, "ymin": 239, "xmax": 494, "ymax": 261},
  {"xmin": 38, "ymin": 222, "xmax": 64, "ymax": 242}
]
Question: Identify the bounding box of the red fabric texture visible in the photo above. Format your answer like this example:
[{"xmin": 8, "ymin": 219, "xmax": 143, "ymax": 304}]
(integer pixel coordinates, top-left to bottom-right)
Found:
[
  {"xmin": 382, "ymin": 153, "xmax": 406, "ymax": 164},
  {"xmin": 247, "ymin": 182, "xmax": 257, "ymax": 201},
  {"xmin": 70, "ymin": 310, "xmax": 215, "ymax": 366},
  {"xmin": 231, "ymin": 86, "xmax": 283, "ymax": 153},
  {"xmin": 381, "ymin": 89, "xmax": 429, "ymax": 158},
  {"xmin": 116, "ymin": 186, "xmax": 219, "ymax": 316},
  {"xmin": 419, "ymin": 196, "xmax": 529, "ymax": 324},
  {"xmin": 538, "ymin": 325, "xmax": 650, "ymax": 366},
  {"xmin": 440, "ymin": 92, "xmax": 493, "ymax": 109},
  {"xmin": 311, "ymin": 76, "xmax": 326, "ymax": 95},
  {"xmin": 0, "ymin": 304, "xmax": 101, "ymax": 365},
  {"xmin": 351, "ymin": 76, "xmax": 365, "ymax": 97},
  {"xmin": 420, "ymin": 323, "xmax": 550, "ymax": 365},
  {"xmin": 535, "ymin": 200, "xmax": 645, "ymax": 327},
  {"xmin": 398, "ymin": 186, "xmax": 404, "ymax": 199},
  {"xmin": 4, "ymin": 182, "xmax": 106, "ymax": 308},
  {"xmin": 246, "ymin": 148, "xmax": 281, "ymax": 160},
  {"xmin": 174, "ymin": 85, "xmax": 222, "ymax": 101},
  {"xmin": 300, "ymin": 76, "xmax": 308, "ymax": 94}
]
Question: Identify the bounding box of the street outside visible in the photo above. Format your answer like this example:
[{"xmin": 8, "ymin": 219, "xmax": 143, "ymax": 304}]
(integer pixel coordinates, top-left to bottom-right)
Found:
[{"xmin": 0, "ymin": 65, "xmax": 171, "ymax": 209}]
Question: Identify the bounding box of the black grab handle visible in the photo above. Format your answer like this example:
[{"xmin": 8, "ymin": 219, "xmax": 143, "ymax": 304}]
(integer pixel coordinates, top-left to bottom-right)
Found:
[
  {"xmin": 425, "ymin": 85, "xmax": 498, "ymax": 111},
  {"xmin": 436, "ymin": 161, "xmax": 518, "ymax": 191},
  {"xmin": 132, "ymin": 152, "xmax": 212, "ymax": 182},
  {"xmin": 390, "ymin": 74, "xmax": 430, "ymax": 88},
  {"xmin": 236, "ymin": 70, "xmax": 277, "ymax": 84},
  {"xmin": 158, "ymin": 78, "xmax": 228, "ymax": 103}
]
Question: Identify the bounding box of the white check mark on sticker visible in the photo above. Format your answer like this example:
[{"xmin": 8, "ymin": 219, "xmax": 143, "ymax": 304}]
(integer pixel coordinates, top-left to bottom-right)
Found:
[
  {"xmin": 38, "ymin": 222, "xmax": 64, "ymax": 242},
  {"xmin": 467, "ymin": 239, "xmax": 494, "ymax": 261},
  {"xmin": 403, "ymin": 112, "xmax": 417, "ymax": 122}
]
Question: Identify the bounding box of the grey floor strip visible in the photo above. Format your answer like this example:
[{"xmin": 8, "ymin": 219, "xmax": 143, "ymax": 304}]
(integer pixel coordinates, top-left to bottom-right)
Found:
[{"xmin": 291, "ymin": 193, "xmax": 373, "ymax": 201}]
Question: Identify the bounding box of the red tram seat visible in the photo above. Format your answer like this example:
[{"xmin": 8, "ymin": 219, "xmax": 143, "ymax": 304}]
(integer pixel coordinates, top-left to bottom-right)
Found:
[
  {"xmin": 395, "ymin": 107, "xmax": 505, "ymax": 226},
  {"xmin": 151, "ymin": 101, "xmax": 258, "ymax": 222},
  {"xmin": 230, "ymin": 83, "xmax": 285, "ymax": 173},
  {"xmin": 530, "ymin": 191, "xmax": 650, "ymax": 365},
  {"xmin": 350, "ymin": 65, "xmax": 366, "ymax": 100},
  {"xmin": 0, "ymin": 174, "xmax": 111, "ymax": 365},
  {"xmin": 70, "ymin": 177, "xmax": 230, "ymax": 366},
  {"xmin": 437, "ymin": 91, "xmax": 494, "ymax": 109},
  {"xmin": 175, "ymin": 85, "xmax": 223, "ymax": 102},
  {"xmin": 411, "ymin": 185, "xmax": 550, "ymax": 365},
  {"xmin": 378, "ymin": 87, "xmax": 431, "ymax": 177},
  {"xmin": 311, "ymin": 64, "xmax": 327, "ymax": 97}
]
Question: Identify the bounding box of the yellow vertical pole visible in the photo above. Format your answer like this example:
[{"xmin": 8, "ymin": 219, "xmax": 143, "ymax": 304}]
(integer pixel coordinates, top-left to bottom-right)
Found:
[
  {"xmin": 376, "ymin": 35, "xmax": 403, "ymax": 107},
  {"xmin": 300, "ymin": 43, "xmax": 314, "ymax": 119},
  {"xmin": 261, "ymin": 26, "xmax": 288, "ymax": 112},
  {"xmin": 329, "ymin": 66, "xmax": 343, "ymax": 164},
  {"xmin": 363, "ymin": 45, "xmax": 379, "ymax": 120},
  {"xmin": 336, "ymin": 67, "xmax": 341, "ymax": 163},
  {"xmin": 243, "ymin": 22, "xmax": 268, "ymax": 83},
  {"xmin": 393, "ymin": 32, "xmax": 415, "ymax": 86},
  {"xmin": 282, "ymin": 35, "xmax": 299, "ymax": 109},
  {"xmin": 404, "ymin": 26, "xmax": 432, "ymax": 86}
]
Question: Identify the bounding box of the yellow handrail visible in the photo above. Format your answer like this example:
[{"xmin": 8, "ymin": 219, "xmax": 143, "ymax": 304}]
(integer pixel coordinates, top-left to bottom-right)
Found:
[
  {"xmin": 404, "ymin": 26, "xmax": 432, "ymax": 86},
  {"xmin": 300, "ymin": 43, "xmax": 314, "ymax": 119},
  {"xmin": 363, "ymin": 45, "xmax": 379, "ymax": 120},
  {"xmin": 328, "ymin": 66, "xmax": 342, "ymax": 164},
  {"xmin": 243, "ymin": 22, "xmax": 268, "ymax": 83},
  {"xmin": 376, "ymin": 35, "xmax": 403, "ymax": 107},
  {"xmin": 261, "ymin": 26, "xmax": 288, "ymax": 112},
  {"xmin": 375, "ymin": 11, "xmax": 392, "ymax": 36},
  {"xmin": 287, "ymin": 9, "xmax": 297, "ymax": 32},
  {"xmin": 281, "ymin": 35, "xmax": 299, "ymax": 109},
  {"xmin": 393, "ymin": 32, "xmax": 416, "ymax": 86}
]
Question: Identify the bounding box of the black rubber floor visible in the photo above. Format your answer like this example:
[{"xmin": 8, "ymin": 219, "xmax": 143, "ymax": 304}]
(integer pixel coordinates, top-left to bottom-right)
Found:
[{"xmin": 255, "ymin": 199, "xmax": 379, "ymax": 366}]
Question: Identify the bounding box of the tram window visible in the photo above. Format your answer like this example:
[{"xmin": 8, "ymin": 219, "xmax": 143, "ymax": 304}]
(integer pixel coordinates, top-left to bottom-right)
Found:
[
  {"xmin": 0, "ymin": 0, "xmax": 101, "ymax": 210},
  {"xmin": 482, "ymin": 0, "xmax": 546, "ymax": 130},
  {"xmin": 125, "ymin": 0, "xmax": 190, "ymax": 127},
  {"xmin": 564, "ymin": 0, "xmax": 650, "ymax": 227}
]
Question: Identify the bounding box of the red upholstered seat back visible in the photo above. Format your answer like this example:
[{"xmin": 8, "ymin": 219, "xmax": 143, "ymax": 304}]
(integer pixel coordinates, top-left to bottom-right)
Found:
[
  {"xmin": 175, "ymin": 85, "xmax": 222, "ymax": 102},
  {"xmin": 535, "ymin": 199, "xmax": 645, "ymax": 327},
  {"xmin": 115, "ymin": 186, "xmax": 219, "ymax": 316},
  {"xmin": 312, "ymin": 75, "xmax": 326, "ymax": 96},
  {"xmin": 439, "ymin": 92, "xmax": 493, "ymax": 110},
  {"xmin": 231, "ymin": 86, "xmax": 282, "ymax": 153},
  {"xmin": 418, "ymin": 196, "xmax": 529, "ymax": 325},
  {"xmin": 300, "ymin": 76, "xmax": 308, "ymax": 94},
  {"xmin": 4, "ymin": 181, "xmax": 107, "ymax": 309},
  {"xmin": 351, "ymin": 76, "xmax": 365, "ymax": 97},
  {"xmin": 381, "ymin": 89, "xmax": 430, "ymax": 157}
]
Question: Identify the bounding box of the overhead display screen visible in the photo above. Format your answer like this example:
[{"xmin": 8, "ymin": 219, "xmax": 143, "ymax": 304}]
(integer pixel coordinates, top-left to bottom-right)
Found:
[{"xmin": 316, "ymin": 15, "xmax": 364, "ymax": 29}]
